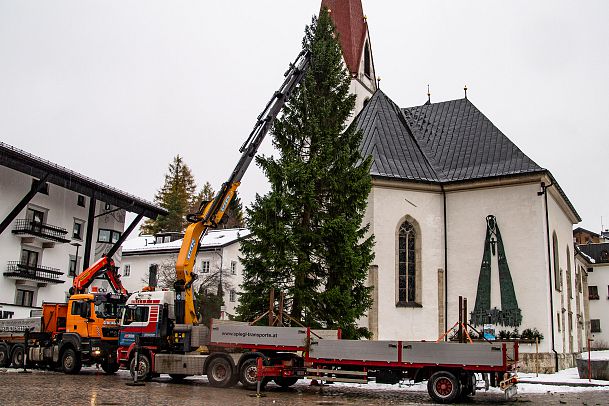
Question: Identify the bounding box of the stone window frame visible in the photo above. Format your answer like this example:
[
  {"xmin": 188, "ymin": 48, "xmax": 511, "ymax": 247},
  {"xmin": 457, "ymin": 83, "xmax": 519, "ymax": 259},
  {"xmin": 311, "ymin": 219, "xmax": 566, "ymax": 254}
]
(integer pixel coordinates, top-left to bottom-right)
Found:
[{"xmin": 395, "ymin": 215, "xmax": 422, "ymax": 308}]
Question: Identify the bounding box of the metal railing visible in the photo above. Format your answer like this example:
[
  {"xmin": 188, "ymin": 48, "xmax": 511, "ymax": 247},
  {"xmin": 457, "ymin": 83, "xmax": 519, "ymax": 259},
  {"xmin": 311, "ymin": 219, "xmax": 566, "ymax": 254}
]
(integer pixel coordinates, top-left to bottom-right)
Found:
[
  {"xmin": 4, "ymin": 261, "xmax": 65, "ymax": 284},
  {"xmin": 12, "ymin": 219, "xmax": 69, "ymax": 243}
]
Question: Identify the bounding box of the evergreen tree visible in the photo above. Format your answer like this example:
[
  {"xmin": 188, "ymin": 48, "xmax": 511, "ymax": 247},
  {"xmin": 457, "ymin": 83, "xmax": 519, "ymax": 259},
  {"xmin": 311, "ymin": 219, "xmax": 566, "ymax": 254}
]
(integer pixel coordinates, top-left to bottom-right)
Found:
[
  {"xmin": 237, "ymin": 9, "xmax": 374, "ymax": 339},
  {"xmin": 191, "ymin": 182, "xmax": 245, "ymax": 229},
  {"xmin": 141, "ymin": 155, "xmax": 196, "ymax": 234}
]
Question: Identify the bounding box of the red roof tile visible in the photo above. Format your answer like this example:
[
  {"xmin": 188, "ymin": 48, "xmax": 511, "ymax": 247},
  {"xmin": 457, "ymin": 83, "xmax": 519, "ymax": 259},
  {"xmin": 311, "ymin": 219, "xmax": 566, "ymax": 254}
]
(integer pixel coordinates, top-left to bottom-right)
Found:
[{"xmin": 321, "ymin": 0, "xmax": 367, "ymax": 74}]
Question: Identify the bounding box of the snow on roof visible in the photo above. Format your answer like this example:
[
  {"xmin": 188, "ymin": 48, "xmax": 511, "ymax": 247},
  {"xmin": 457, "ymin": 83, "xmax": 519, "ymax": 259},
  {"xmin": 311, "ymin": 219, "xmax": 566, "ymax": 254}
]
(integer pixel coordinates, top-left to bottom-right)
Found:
[
  {"xmin": 123, "ymin": 228, "xmax": 250, "ymax": 253},
  {"xmin": 575, "ymin": 245, "xmax": 596, "ymax": 264}
]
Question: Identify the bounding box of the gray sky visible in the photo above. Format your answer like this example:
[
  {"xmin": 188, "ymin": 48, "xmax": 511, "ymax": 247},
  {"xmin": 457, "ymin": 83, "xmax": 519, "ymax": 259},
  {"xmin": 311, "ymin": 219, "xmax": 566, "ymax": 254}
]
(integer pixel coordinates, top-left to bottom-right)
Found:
[{"xmin": 1, "ymin": 1, "xmax": 608, "ymax": 232}]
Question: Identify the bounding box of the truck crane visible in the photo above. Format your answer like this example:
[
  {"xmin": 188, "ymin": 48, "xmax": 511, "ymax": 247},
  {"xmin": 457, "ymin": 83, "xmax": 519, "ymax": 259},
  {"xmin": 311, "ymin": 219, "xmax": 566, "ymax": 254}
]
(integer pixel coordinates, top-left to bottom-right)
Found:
[
  {"xmin": 0, "ymin": 244, "xmax": 129, "ymax": 373},
  {"xmin": 173, "ymin": 49, "xmax": 310, "ymax": 326}
]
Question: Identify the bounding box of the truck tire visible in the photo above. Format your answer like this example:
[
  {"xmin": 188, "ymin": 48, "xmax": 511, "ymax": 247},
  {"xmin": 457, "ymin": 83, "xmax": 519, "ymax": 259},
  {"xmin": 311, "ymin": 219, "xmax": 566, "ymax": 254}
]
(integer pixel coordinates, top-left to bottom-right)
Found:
[
  {"xmin": 428, "ymin": 371, "xmax": 460, "ymax": 403},
  {"xmin": 101, "ymin": 359, "xmax": 119, "ymax": 374},
  {"xmin": 10, "ymin": 345, "xmax": 24, "ymax": 368},
  {"xmin": 207, "ymin": 356, "xmax": 236, "ymax": 388},
  {"xmin": 61, "ymin": 348, "xmax": 82, "ymax": 374},
  {"xmin": 0, "ymin": 344, "xmax": 10, "ymax": 367},
  {"xmin": 129, "ymin": 354, "xmax": 152, "ymax": 381},
  {"xmin": 273, "ymin": 376, "xmax": 299, "ymax": 388},
  {"xmin": 239, "ymin": 358, "xmax": 260, "ymax": 390}
]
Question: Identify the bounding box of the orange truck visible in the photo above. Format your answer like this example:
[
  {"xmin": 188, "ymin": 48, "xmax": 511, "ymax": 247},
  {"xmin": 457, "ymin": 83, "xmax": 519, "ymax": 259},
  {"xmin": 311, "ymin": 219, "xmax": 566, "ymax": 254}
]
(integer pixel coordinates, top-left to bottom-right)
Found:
[{"xmin": 0, "ymin": 291, "xmax": 124, "ymax": 374}]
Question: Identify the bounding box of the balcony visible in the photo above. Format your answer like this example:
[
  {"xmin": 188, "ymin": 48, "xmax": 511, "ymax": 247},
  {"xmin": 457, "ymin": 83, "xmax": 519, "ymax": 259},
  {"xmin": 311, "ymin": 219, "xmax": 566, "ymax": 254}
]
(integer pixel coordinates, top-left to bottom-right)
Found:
[
  {"xmin": 4, "ymin": 261, "xmax": 65, "ymax": 285},
  {"xmin": 12, "ymin": 219, "xmax": 70, "ymax": 243}
]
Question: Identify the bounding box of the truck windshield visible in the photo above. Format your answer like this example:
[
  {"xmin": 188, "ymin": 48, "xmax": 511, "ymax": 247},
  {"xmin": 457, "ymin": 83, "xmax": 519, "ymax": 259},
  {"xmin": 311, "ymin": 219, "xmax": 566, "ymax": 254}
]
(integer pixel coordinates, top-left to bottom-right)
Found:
[
  {"xmin": 95, "ymin": 302, "xmax": 122, "ymax": 319},
  {"xmin": 121, "ymin": 306, "xmax": 149, "ymax": 325}
]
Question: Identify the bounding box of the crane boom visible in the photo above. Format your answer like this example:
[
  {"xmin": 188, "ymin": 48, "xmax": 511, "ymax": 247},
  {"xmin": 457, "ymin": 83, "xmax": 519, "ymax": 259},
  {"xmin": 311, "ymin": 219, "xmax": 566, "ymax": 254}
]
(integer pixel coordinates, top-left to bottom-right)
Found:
[{"xmin": 174, "ymin": 50, "xmax": 310, "ymax": 324}]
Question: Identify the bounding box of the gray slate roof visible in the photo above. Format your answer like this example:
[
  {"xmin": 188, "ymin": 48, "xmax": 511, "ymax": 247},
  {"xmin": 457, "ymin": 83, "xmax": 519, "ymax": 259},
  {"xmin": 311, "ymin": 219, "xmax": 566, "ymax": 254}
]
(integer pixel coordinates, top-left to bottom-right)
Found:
[
  {"xmin": 356, "ymin": 90, "xmax": 544, "ymax": 182},
  {"xmin": 355, "ymin": 90, "xmax": 581, "ymax": 221},
  {"xmin": 578, "ymin": 243, "xmax": 609, "ymax": 264}
]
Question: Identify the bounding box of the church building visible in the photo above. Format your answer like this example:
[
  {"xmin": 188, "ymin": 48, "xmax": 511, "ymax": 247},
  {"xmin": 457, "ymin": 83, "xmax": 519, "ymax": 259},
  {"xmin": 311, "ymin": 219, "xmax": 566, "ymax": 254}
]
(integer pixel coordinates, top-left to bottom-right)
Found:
[{"xmin": 323, "ymin": 0, "xmax": 587, "ymax": 371}]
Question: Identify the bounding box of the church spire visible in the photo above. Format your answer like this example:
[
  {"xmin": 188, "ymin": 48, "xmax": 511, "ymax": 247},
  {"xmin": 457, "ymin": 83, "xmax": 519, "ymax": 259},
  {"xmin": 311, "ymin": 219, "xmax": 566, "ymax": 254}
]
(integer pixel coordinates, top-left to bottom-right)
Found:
[
  {"xmin": 321, "ymin": 0, "xmax": 377, "ymax": 118},
  {"xmin": 321, "ymin": 0, "xmax": 369, "ymax": 76}
]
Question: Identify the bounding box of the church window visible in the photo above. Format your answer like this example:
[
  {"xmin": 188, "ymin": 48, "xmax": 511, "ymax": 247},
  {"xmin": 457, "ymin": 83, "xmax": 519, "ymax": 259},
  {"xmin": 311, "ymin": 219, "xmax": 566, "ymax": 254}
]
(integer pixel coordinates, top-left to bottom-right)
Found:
[
  {"xmin": 566, "ymin": 247, "xmax": 572, "ymax": 298},
  {"xmin": 397, "ymin": 219, "xmax": 419, "ymax": 305},
  {"xmin": 364, "ymin": 41, "xmax": 371, "ymax": 78},
  {"xmin": 552, "ymin": 233, "xmax": 560, "ymax": 291}
]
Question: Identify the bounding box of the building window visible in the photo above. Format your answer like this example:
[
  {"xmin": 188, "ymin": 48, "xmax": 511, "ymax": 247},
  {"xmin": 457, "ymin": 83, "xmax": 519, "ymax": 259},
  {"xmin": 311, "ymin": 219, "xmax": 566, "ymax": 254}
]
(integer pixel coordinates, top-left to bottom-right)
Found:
[
  {"xmin": 229, "ymin": 290, "xmax": 236, "ymax": 302},
  {"xmin": 73, "ymin": 219, "xmax": 84, "ymax": 240},
  {"xmin": 364, "ymin": 41, "xmax": 371, "ymax": 78},
  {"xmin": 397, "ymin": 219, "xmax": 419, "ymax": 305},
  {"xmin": 591, "ymin": 319, "xmax": 601, "ymax": 333},
  {"xmin": 0, "ymin": 311, "xmax": 14, "ymax": 319},
  {"xmin": 20, "ymin": 249, "xmax": 39, "ymax": 268},
  {"xmin": 149, "ymin": 264, "xmax": 158, "ymax": 287},
  {"xmin": 68, "ymin": 255, "xmax": 80, "ymax": 277},
  {"xmin": 98, "ymin": 229, "xmax": 121, "ymax": 244},
  {"xmin": 31, "ymin": 178, "xmax": 48, "ymax": 195},
  {"xmin": 77, "ymin": 195, "xmax": 85, "ymax": 207},
  {"xmin": 588, "ymin": 286, "xmax": 599, "ymax": 300},
  {"xmin": 557, "ymin": 312, "xmax": 561, "ymax": 332},
  {"xmin": 230, "ymin": 261, "xmax": 237, "ymax": 275},
  {"xmin": 123, "ymin": 264, "xmax": 131, "ymax": 277},
  {"xmin": 26, "ymin": 207, "xmax": 45, "ymax": 225},
  {"xmin": 15, "ymin": 288, "xmax": 34, "ymax": 307},
  {"xmin": 552, "ymin": 233, "xmax": 560, "ymax": 291},
  {"xmin": 202, "ymin": 261, "xmax": 210, "ymax": 273},
  {"xmin": 566, "ymin": 247, "xmax": 572, "ymax": 298}
]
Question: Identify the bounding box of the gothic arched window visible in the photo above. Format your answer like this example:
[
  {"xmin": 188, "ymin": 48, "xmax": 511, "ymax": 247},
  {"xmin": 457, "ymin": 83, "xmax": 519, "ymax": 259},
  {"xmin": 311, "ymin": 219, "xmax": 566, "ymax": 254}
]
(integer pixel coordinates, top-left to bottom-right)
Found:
[
  {"xmin": 398, "ymin": 220, "xmax": 416, "ymax": 303},
  {"xmin": 552, "ymin": 233, "xmax": 561, "ymax": 291}
]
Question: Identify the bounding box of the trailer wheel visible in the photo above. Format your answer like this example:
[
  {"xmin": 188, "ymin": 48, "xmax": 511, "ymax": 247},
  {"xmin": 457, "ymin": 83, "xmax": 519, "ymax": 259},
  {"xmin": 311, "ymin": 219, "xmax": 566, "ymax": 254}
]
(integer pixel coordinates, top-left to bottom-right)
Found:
[
  {"xmin": 10, "ymin": 345, "xmax": 24, "ymax": 368},
  {"xmin": 61, "ymin": 348, "xmax": 82, "ymax": 374},
  {"xmin": 129, "ymin": 354, "xmax": 152, "ymax": 381},
  {"xmin": 239, "ymin": 358, "xmax": 260, "ymax": 390},
  {"xmin": 273, "ymin": 377, "xmax": 299, "ymax": 388},
  {"xmin": 208, "ymin": 356, "xmax": 235, "ymax": 388},
  {"xmin": 428, "ymin": 371, "xmax": 460, "ymax": 403},
  {"xmin": 0, "ymin": 345, "xmax": 10, "ymax": 367}
]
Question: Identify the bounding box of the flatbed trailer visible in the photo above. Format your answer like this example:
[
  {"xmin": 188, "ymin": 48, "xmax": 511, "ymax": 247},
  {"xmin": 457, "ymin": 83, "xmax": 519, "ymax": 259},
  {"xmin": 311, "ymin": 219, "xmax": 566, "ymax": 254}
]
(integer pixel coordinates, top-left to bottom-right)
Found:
[{"xmin": 118, "ymin": 291, "xmax": 517, "ymax": 403}]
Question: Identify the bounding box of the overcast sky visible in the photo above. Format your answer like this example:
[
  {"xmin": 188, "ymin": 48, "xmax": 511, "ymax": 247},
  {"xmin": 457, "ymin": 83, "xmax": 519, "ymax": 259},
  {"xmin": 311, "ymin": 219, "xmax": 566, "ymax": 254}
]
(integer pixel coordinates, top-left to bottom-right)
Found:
[{"xmin": 1, "ymin": 1, "xmax": 608, "ymax": 232}]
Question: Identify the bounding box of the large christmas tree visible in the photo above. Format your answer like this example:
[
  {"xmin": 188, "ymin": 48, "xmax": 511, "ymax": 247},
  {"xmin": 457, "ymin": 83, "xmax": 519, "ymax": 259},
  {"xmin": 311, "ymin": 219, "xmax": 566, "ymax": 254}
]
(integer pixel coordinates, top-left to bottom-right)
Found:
[{"xmin": 237, "ymin": 8, "xmax": 374, "ymax": 339}]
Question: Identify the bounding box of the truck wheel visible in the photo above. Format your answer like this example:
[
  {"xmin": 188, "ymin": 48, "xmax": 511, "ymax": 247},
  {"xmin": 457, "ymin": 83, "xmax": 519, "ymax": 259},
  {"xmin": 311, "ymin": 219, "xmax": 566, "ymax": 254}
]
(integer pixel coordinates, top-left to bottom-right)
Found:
[
  {"xmin": 274, "ymin": 377, "xmax": 299, "ymax": 388},
  {"xmin": 101, "ymin": 360, "xmax": 119, "ymax": 374},
  {"xmin": 129, "ymin": 354, "xmax": 152, "ymax": 381},
  {"xmin": 0, "ymin": 345, "xmax": 10, "ymax": 367},
  {"xmin": 428, "ymin": 371, "xmax": 460, "ymax": 403},
  {"xmin": 208, "ymin": 356, "xmax": 235, "ymax": 388},
  {"xmin": 61, "ymin": 348, "xmax": 82, "ymax": 374},
  {"xmin": 239, "ymin": 358, "xmax": 260, "ymax": 390},
  {"xmin": 11, "ymin": 345, "xmax": 24, "ymax": 368}
]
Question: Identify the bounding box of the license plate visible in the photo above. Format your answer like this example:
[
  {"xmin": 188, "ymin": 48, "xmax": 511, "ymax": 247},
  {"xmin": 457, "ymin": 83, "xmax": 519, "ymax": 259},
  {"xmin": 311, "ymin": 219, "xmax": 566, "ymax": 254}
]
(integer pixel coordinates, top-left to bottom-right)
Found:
[{"xmin": 504, "ymin": 385, "xmax": 517, "ymax": 399}]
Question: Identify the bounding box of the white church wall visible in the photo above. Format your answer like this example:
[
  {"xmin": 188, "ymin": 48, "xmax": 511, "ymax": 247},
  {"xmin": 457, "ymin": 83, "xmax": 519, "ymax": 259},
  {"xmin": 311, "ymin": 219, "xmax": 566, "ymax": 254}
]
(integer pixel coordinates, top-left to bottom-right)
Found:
[
  {"xmin": 446, "ymin": 182, "xmax": 552, "ymax": 353},
  {"xmin": 370, "ymin": 184, "xmax": 444, "ymax": 341},
  {"xmin": 547, "ymin": 191, "xmax": 581, "ymax": 355}
]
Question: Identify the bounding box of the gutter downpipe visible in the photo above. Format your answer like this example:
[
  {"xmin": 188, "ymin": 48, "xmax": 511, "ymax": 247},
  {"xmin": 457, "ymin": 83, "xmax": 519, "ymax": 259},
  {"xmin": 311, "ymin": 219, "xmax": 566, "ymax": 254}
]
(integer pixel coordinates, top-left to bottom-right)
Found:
[
  {"xmin": 441, "ymin": 185, "xmax": 448, "ymax": 339},
  {"xmin": 539, "ymin": 180, "xmax": 559, "ymax": 372}
]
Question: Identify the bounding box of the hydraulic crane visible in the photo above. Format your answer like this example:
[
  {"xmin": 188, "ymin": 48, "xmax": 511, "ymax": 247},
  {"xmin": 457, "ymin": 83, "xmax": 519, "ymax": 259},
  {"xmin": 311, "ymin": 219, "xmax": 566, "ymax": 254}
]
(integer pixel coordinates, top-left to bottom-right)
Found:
[{"xmin": 173, "ymin": 50, "xmax": 310, "ymax": 325}]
